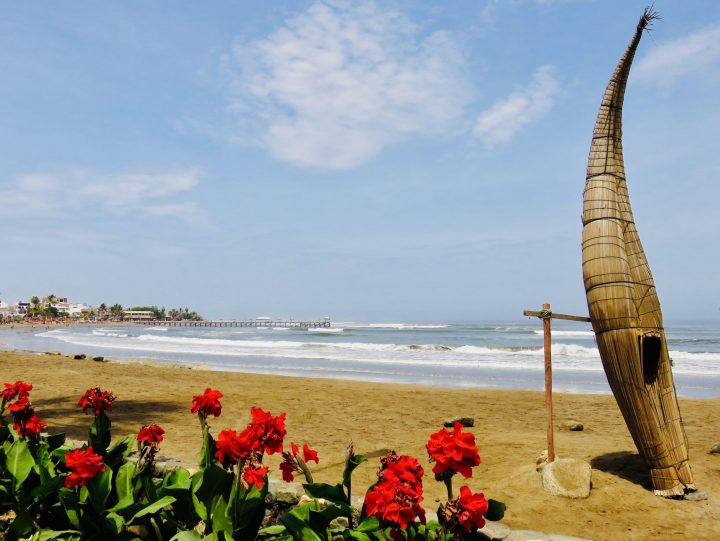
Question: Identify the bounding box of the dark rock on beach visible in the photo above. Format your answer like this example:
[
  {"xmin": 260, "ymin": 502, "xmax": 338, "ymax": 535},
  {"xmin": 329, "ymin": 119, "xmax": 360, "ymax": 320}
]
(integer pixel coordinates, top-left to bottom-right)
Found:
[{"xmin": 443, "ymin": 417, "xmax": 474, "ymax": 427}]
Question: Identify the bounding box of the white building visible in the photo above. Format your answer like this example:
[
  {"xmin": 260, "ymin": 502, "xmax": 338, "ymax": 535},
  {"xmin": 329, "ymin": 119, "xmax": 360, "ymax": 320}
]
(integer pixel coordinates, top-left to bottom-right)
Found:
[{"xmin": 123, "ymin": 310, "xmax": 155, "ymax": 321}]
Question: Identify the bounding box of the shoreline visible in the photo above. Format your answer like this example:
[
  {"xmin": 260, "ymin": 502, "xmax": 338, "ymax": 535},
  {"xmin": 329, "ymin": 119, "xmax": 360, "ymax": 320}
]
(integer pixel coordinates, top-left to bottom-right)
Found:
[{"xmin": 1, "ymin": 349, "xmax": 718, "ymax": 539}]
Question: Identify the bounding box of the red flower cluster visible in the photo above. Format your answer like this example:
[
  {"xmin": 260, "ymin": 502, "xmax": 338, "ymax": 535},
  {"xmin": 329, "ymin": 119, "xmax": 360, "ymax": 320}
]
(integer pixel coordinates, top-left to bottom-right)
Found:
[
  {"xmin": 364, "ymin": 452, "xmax": 426, "ymax": 531},
  {"xmin": 441, "ymin": 485, "xmax": 490, "ymax": 533},
  {"xmin": 1, "ymin": 381, "xmax": 32, "ymax": 404},
  {"xmin": 137, "ymin": 424, "xmax": 165, "ymax": 446},
  {"xmin": 65, "ymin": 446, "xmax": 106, "ymax": 488},
  {"xmin": 78, "ymin": 387, "xmax": 116, "ymax": 415},
  {"xmin": 2, "ymin": 381, "xmax": 47, "ymax": 438},
  {"xmin": 280, "ymin": 442, "xmax": 320, "ymax": 482},
  {"xmin": 190, "ymin": 388, "xmax": 223, "ymax": 419},
  {"xmin": 426, "ymin": 422, "xmax": 480, "ymax": 478},
  {"xmin": 213, "ymin": 407, "xmax": 286, "ymax": 489}
]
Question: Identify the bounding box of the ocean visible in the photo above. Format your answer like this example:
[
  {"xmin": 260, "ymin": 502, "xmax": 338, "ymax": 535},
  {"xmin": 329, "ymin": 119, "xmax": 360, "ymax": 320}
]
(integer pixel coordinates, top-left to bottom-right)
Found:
[{"xmin": 2, "ymin": 320, "xmax": 720, "ymax": 398}]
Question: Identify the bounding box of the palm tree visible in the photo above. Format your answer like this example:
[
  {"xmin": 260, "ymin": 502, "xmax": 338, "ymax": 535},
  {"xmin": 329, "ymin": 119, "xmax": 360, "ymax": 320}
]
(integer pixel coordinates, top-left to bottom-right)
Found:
[{"xmin": 110, "ymin": 304, "xmax": 124, "ymax": 321}]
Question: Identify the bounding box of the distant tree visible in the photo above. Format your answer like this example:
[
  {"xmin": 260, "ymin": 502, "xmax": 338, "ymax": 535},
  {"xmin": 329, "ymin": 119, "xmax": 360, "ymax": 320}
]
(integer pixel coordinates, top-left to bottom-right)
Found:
[
  {"xmin": 110, "ymin": 304, "xmax": 124, "ymax": 320},
  {"xmin": 30, "ymin": 296, "xmax": 40, "ymax": 307}
]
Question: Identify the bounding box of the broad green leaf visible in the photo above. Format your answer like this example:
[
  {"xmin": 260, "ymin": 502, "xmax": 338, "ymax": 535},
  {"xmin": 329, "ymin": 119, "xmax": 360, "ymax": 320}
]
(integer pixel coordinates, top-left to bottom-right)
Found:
[
  {"xmin": 31, "ymin": 475, "xmax": 65, "ymax": 501},
  {"xmin": 357, "ymin": 517, "xmax": 380, "ymax": 532},
  {"xmin": 257, "ymin": 525, "xmax": 287, "ymax": 535},
  {"xmin": 343, "ymin": 454, "xmax": 367, "ymax": 489},
  {"xmin": 485, "ymin": 499, "xmax": 506, "ymax": 521},
  {"xmin": 44, "ymin": 433, "xmax": 67, "ymax": 452},
  {"xmin": 9, "ymin": 507, "xmax": 34, "ymax": 537},
  {"xmin": 348, "ymin": 532, "xmax": 372, "ymax": 541},
  {"xmin": 88, "ymin": 412, "xmax": 112, "ymax": 455},
  {"xmin": 302, "ymin": 482, "xmax": 347, "ymax": 505},
  {"xmin": 169, "ymin": 531, "xmax": 202, "ymax": 541},
  {"xmin": 109, "ymin": 462, "xmax": 136, "ymax": 511},
  {"xmin": 211, "ymin": 494, "xmax": 232, "ymax": 535},
  {"xmin": 59, "ymin": 489, "xmax": 81, "ymax": 529},
  {"xmin": 104, "ymin": 512, "xmax": 126, "ymax": 534},
  {"xmin": 36, "ymin": 529, "xmax": 83, "ymax": 541},
  {"xmin": 7, "ymin": 439, "xmax": 34, "ymax": 490},
  {"xmin": 128, "ymin": 495, "xmax": 177, "ymax": 523},
  {"xmin": 233, "ymin": 481, "xmax": 268, "ymax": 539},
  {"xmin": 105, "ymin": 434, "xmax": 134, "ymax": 469},
  {"xmin": 87, "ymin": 466, "xmax": 113, "ymax": 512}
]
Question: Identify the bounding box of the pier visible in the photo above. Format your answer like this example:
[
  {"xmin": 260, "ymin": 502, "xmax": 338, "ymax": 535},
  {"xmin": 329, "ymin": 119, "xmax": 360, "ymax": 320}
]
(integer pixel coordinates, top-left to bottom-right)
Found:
[{"xmin": 138, "ymin": 318, "xmax": 331, "ymax": 328}]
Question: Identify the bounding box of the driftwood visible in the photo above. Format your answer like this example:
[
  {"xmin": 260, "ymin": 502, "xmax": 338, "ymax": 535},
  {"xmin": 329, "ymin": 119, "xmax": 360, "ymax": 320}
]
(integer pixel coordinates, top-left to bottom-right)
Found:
[{"xmin": 582, "ymin": 8, "xmax": 696, "ymax": 497}]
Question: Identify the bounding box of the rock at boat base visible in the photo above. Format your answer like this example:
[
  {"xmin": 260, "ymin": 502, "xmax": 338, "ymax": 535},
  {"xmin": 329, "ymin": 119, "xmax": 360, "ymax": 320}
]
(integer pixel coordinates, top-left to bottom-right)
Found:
[
  {"xmin": 683, "ymin": 490, "xmax": 709, "ymax": 501},
  {"xmin": 559, "ymin": 420, "xmax": 584, "ymax": 431},
  {"xmin": 709, "ymin": 443, "xmax": 720, "ymax": 454},
  {"xmin": 541, "ymin": 458, "xmax": 591, "ymax": 498},
  {"xmin": 443, "ymin": 417, "xmax": 474, "ymax": 428}
]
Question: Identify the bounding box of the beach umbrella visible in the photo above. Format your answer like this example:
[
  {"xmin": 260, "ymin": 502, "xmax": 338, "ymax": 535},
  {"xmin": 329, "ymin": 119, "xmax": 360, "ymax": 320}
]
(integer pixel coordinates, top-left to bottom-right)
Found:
[{"xmin": 582, "ymin": 8, "xmax": 696, "ymax": 497}]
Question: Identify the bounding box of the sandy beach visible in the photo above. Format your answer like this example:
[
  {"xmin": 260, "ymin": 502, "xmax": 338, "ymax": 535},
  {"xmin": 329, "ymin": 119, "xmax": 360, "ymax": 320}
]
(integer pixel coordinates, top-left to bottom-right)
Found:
[{"xmin": 1, "ymin": 350, "xmax": 718, "ymax": 540}]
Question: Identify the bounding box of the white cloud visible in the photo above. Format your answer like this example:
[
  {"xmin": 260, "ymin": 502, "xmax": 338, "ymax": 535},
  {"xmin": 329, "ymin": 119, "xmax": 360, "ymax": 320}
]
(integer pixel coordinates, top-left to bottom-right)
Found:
[
  {"xmin": 226, "ymin": 0, "xmax": 472, "ymax": 169},
  {"xmin": 0, "ymin": 167, "xmax": 202, "ymax": 220},
  {"xmin": 635, "ymin": 25, "xmax": 720, "ymax": 87},
  {"xmin": 473, "ymin": 65, "xmax": 558, "ymax": 146}
]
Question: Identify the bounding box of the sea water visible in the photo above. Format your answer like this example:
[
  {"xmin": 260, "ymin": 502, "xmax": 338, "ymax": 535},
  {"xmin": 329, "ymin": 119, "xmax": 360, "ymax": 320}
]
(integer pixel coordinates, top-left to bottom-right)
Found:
[{"xmin": 2, "ymin": 321, "xmax": 719, "ymax": 398}]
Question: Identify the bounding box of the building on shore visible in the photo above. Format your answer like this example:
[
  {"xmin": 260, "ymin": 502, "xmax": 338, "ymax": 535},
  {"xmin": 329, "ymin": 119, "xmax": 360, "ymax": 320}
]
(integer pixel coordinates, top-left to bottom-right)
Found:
[{"xmin": 123, "ymin": 310, "xmax": 156, "ymax": 322}]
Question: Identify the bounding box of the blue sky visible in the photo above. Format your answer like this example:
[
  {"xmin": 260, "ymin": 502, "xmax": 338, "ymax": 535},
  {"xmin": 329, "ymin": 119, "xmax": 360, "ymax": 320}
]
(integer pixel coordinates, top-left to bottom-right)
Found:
[{"xmin": 1, "ymin": 0, "xmax": 719, "ymax": 321}]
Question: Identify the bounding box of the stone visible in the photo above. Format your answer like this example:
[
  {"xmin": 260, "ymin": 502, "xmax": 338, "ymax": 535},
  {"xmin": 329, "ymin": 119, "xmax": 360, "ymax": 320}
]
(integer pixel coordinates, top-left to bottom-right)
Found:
[
  {"xmin": 73, "ymin": 354, "xmax": 86, "ymax": 360},
  {"xmin": 536, "ymin": 450, "xmax": 560, "ymax": 471},
  {"xmin": 540, "ymin": 458, "xmax": 592, "ymax": 498},
  {"xmin": 479, "ymin": 521, "xmax": 512, "ymax": 540},
  {"xmin": 444, "ymin": 417, "xmax": 474, "ymax": 428},
  {"xmin": 92, "ymin": 356, "xmax": 105, "ymax": 362},
  {"xmin": 329, "ymin": 516, "xmax": 349, "ymax": 529},
  {"xmin": 683, "ymin": 490, "xmax": 709, "ymax": 501},
  {"xmin": 267, "ymin": 479, "xmax": 304, "ymax": 505},
  {"xmin": 709, "ymin": 443, "xmax": 720, "ymax": 454},
  {"xmin": 560, "ymin": 420, "xmax": 584, "ymax": 431}
]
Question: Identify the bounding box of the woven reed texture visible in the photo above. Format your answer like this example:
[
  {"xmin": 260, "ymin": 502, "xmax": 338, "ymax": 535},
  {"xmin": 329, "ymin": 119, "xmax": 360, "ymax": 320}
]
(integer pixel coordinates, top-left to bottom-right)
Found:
[{"xmin": 582, "ymin": 9, "xmax": 695, "ymax": 497}]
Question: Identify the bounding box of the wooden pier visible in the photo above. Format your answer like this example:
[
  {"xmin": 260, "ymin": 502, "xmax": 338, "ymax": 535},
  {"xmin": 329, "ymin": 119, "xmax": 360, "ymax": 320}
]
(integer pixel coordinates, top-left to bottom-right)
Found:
[{"xmin": 138, "ymin": 318, "xmax": 331, "ymax": 329}]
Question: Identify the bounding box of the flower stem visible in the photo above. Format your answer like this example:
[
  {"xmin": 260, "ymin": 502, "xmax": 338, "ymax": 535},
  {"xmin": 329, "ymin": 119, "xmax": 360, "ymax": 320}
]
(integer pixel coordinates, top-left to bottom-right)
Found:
[{"xmin": 444, "ymin": 472, "xmax": 454, "ymax": 500}]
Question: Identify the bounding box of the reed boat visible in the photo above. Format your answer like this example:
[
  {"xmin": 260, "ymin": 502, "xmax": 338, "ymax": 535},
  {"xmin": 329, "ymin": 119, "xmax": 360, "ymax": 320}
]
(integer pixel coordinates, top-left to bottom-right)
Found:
[{"xmin": 582, "ymin": 8, "xmax": 696, "ymax": 497}]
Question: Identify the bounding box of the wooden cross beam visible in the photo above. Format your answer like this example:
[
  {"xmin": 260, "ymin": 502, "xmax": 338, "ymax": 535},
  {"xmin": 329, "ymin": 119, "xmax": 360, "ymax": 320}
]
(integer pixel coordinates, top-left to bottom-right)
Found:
[{"xmin": 523, "ymin": 304, "xmax": 591, "ymax": 463}]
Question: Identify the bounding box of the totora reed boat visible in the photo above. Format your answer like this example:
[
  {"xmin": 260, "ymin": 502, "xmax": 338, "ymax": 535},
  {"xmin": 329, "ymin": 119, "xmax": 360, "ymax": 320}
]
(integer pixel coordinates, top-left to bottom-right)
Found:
[{"xmin": 581, "ymin": 8, "xmax": 696, "ymax": 497}]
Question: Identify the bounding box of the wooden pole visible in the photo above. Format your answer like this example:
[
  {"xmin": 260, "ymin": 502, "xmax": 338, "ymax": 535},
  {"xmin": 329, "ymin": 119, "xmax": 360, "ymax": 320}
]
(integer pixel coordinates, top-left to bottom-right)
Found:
[{"xmin": 543, "ymin": 303, "xmax": 555, "ymax": 462}]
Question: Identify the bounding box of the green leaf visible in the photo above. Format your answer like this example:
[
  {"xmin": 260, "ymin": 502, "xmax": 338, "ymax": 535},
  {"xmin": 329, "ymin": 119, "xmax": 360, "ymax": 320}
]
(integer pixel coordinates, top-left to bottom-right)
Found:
[
  {"xmin": 210, "ymin": 494, "xmax": 232, "ymax": 535},
  {"xmin": 233, "ymin": 481, "xmax": 269, "ymax": 539},
  {"xmin": 35, "ymin": 529, "xmax": 83, "ymax": 541},
  {"xmin": 485, "ymin": 499, "xmax": 506, "ymax": 522},
  {"xmin": 88, "ymin": 412, "xmax": 112, "ymax": 456},
  {"xmin": 198, "ymin": 424, "xmax": 216, "ymax": 470},
  {"xmin": 44, "ymin": 433, "xmax": 67, "ymax": 452},
  {"xmin": 356, "ymin": 517, "xmax": 380, "ymax": 532},
  {"xmin": 104, "ymin": 512, "xmax": 126, "ymax": 535},
  {"xmin": 128, "ymin": 495, "xmax": 177, "ymax": 523},
  {"xmin": 7, "ymin": 439, "xmax": 34, "ymax": 490},
  {"xmin": 169, "ymin": 531, "xmax": 202, "ymax": 541},
  {"xmin": 9, "ymin": 507, "xmax": 34, "ymax": 538},
  {"xmin": 257, "ymin": 525, "xmax": 287, "ymax": 535},
  {"xmin": 109, "ymin": 462, "xmax": 136, "ymax": 511},
  {"xmin": 347, "ymin": 533, "xmax": 373, "ymax": 541},
  {"xmin": 87, "ymin": 466, "xmax": 113, "ymax": 512},
  {"xmin": 105, "ymin": 435, "xmax": 134, "ymax": 469},
  {"xmin": 59, "ymin": 489, "xmax": 81, "ymax": 529},
  {"xmin": 31, "ymin": 474, "xmax": 65, "ymax": 501},
  {"xmin": 160, "ymin": 467, "xmax": 191, "ymax": 492},
  {"xmin": 343, "ymin": 454, "xmax": 367, "ymax": 488},
  {"xmin": 302, "ymin": 482, "xmax": 347, "ymax": 505},
  {"xmin": 192, "ymin": 465, "xmax": 232, "ymax": 521}
]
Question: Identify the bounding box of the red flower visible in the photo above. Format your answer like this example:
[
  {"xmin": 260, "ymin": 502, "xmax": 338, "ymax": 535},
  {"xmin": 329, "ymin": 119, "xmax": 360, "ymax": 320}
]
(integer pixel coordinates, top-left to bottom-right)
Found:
[
  {"xmin": 426, "ymin": 423, "xmax": 480, "ymax": 478},
  {"xmin": 364, "ymin": 452, "xmax": 426, "ymax": 531},
  {"xmin": 190, "ymin": 388, "xmax": 223, "ymax": 418},
  {"xmin": 280, "ymin": 460, "xmax": 298, "ymax": 482},
  {"xmin": 247, "ymin": 407, "xmax": 286, "ymax": 455},
  {"xmin": 137, "ymin": 424, "xmax": 165, "ymax": 445},
  {"xmin": 301, "ymin": 443, "xmax": 319, "ymax": 464},
  {"xmin": 65, "ymin": 447, "xmax": 106, "ymax": 488},
  {"xmin": 456, "ymin": 486, "xmax": 489, "ymax": 532},
  {"xmin": 1, "ymin": 381, "xmax": 32, "ymax": 403},
  {"xmin": 9, "ymin": 396, "xmax": 33, "ymax": 417},
  {"xmin": 243, "ymin": 465, "xmax": 269, "ymax": 489},
  {"xmin": 78, "ymin": 388, "xmax": 115, "ymax": 415},
  {"xmin": 15, "ymin": 415, "xmax": 47, "ymax": 438}
]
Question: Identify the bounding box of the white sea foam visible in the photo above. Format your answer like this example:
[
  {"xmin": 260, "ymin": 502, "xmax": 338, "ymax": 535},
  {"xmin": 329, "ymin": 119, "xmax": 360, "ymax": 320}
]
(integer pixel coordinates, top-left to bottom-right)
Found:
[
  {"xmin": 145, "ymin": 327, "xmax": 169, "ymax": 332},
  {"xmin": 533, "ymin": 330, "xmax": 595, "ymax": 338},
  {"xmin": 307, "ymin": 327, "xmax": 344, "ymax": 333},
  {"xmin": 352, "ymin": 323, "xmax": 449, "ymax": 330}
]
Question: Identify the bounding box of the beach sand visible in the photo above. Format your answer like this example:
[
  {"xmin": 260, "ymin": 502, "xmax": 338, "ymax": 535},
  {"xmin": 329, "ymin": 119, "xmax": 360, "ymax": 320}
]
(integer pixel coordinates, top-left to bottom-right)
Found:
[{"xmin": 2, "ymin": 350, "xmax": 718, "ymax": 540}]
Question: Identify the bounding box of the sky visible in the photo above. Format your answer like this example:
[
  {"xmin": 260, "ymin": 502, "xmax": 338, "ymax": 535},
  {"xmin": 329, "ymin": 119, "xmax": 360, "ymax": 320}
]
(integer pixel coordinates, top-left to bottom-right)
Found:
[{"xmin": 1, "ymin": 0, "xmax": 719, "ymax": 322}]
